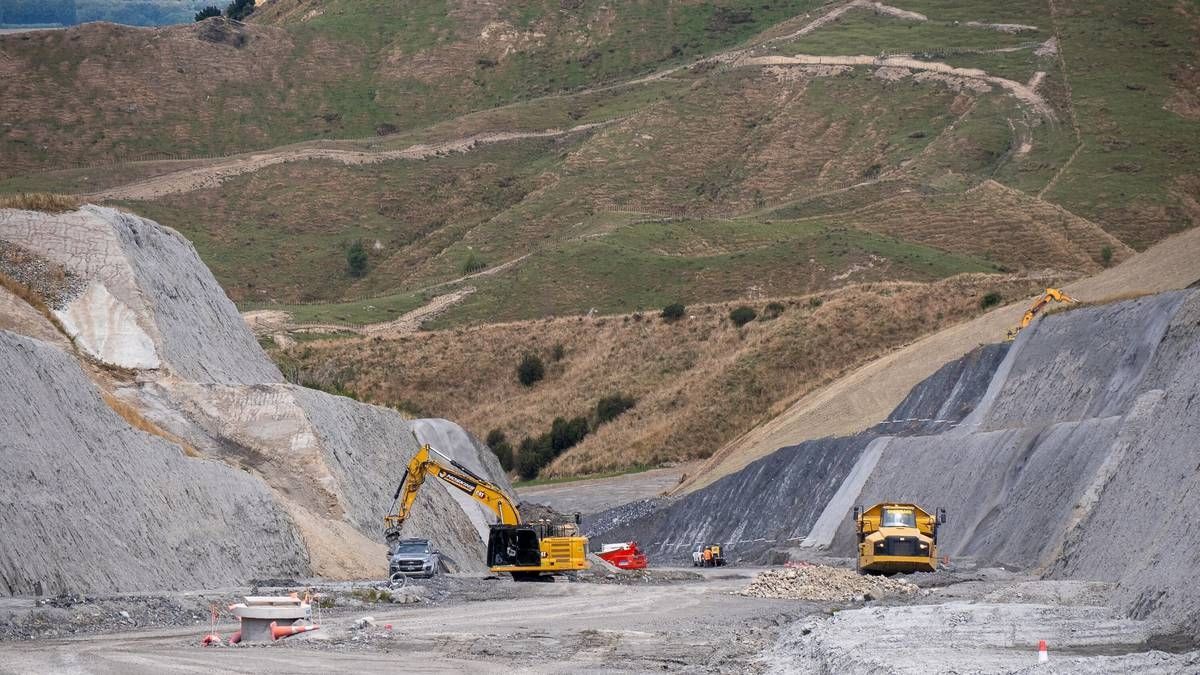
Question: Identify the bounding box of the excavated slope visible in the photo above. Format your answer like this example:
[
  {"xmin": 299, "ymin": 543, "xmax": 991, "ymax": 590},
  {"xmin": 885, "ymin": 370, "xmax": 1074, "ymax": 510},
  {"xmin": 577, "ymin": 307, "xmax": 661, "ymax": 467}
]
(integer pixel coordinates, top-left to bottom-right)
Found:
[
  {"xmin": 0, "ymin": 205, "xmax": 281, "ymax": 383},
  {"xmin": 683, "ymin": 225, "xmax": 1200, "ymax": 493},
  {"xmin": 0, "ymin": 205, "xmax": 510, "ymax": 592},
  {"xmin": 613, "ymin": 289, "xmax": 1200, "ymax": 632},
  {"xmin": 0, "ymin": 331, "xmax": 307, "ymax": 595},
  {"xmin": 593, "ymin": 344, "xmax": 1010, "ymax": 559},
  {"xmin": 832, "ymin": 290, "xmax": 1200, "ymax": 631}
]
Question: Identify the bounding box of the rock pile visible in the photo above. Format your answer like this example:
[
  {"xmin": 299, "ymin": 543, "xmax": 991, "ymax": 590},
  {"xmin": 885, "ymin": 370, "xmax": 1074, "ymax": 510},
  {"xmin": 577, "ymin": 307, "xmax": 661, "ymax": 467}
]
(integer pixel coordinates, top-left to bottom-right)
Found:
[{"xmin": 739, "ymin": 565, "xmax": 918, "ymax": 602}]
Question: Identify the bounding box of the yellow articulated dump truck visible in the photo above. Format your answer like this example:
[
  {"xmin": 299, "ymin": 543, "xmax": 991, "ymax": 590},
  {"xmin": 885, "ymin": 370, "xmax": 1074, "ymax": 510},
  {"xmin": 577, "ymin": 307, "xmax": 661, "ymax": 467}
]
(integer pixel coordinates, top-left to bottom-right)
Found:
[{"xmin": 852, "ymin": 503, "xmax": 946, "ymax": 574}]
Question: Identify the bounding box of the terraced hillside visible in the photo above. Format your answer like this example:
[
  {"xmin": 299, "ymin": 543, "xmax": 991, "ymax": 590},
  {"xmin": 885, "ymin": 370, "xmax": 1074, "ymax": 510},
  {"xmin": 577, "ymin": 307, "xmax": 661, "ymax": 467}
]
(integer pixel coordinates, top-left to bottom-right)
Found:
[
  {"xmin": 5, "ymin": 0, "xmax": 1195, "ymax": 322},
  {"xmin": 3, "ymin": 0, "xmax": 1198, "ymax": 477}
]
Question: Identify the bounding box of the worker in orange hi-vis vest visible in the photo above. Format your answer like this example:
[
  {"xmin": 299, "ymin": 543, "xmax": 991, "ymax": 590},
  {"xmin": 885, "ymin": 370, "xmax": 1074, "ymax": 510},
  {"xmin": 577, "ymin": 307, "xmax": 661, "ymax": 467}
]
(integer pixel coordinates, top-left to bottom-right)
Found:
[{"xmin": 703, "ymin": 547, "xmax": 713, "ymax": 566}]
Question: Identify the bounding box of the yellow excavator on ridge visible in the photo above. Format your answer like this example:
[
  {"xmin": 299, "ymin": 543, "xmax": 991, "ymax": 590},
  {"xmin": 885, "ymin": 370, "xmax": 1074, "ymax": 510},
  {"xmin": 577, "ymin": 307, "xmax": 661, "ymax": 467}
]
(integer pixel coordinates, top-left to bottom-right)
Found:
[{"xmin": 1006, "ymin": 288, "xmax": 1076, "ymax": 341}]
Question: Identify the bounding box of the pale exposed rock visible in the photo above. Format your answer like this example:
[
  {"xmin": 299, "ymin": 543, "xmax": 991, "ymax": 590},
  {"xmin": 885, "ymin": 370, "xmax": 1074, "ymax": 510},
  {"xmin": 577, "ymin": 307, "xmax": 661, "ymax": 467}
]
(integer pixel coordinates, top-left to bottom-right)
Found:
[{"xmin": 55, "ymin": 282, "xmax": 160, "ymax": 369}]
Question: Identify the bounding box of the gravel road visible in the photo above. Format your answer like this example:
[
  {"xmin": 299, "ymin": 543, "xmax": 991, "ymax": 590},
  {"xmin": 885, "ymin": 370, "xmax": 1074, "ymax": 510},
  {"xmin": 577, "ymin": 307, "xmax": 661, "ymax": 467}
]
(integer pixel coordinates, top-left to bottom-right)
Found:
[{"xmin": 0, "ymin": 571, "xmax": 812, "ymax": 674}]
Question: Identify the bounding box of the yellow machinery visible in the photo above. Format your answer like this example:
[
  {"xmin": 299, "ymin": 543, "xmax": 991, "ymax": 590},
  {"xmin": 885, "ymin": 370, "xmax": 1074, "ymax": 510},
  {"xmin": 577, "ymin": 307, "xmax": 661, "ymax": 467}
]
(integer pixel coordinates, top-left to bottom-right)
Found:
[
  {"xmin": 385, "ymin": 444, "xmax": 589, "ymax": 580},
  {"xmin": 853, "ymin": 503, "xmax": 945, "ymax": 574},
  {"xmin": 1007, "ymin": 288, "xmax": 1076, "ymax": 340}
]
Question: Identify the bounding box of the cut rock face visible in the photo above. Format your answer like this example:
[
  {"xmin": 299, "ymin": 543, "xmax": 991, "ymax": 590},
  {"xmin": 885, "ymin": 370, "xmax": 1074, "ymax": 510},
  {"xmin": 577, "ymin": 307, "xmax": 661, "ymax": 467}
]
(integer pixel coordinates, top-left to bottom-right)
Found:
[
  {"xmin": 0, "ymin": 205, "xmax": 281, "ymax": 383},
  {"xmin": 614, "ymin": 289, "xmax": 1200, "ymax": 633},
  {"xmin": 0, "ymin": 205, "xmax": 511, "ymax": 592},
  {"xmin": 55, "ymin": 282, "xmax": 160, "ymax": 369},
  {"xmin": 0, "ymin": 331, "xmax": 308, "ymax": 595}
]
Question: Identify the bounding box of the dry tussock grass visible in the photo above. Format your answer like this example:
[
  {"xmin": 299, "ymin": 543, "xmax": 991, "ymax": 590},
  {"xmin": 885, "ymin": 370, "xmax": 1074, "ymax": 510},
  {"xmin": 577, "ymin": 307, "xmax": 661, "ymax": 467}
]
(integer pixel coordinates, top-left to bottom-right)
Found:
[
  {"xmin": 100, "ymin": 392, "xmax": 201, "ymax": 458},
  {"xmin": 0, "ymin": 193, "xmax": 79, "ymax": 213},
  {"xmin": 287, "ymin": 274, "xmax": 1052, "ymax": 478},
  {"xmin": 0, "ymin": 271, "xmax": 51, "ymax": 318}
]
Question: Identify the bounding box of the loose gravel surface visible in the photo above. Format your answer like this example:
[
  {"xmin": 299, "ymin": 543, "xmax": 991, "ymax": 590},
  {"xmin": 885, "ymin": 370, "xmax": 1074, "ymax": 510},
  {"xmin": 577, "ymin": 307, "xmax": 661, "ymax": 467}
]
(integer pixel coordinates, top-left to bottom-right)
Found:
[
  {"xmin": 4, "ymin": 568, "xmax": 1195, "ymax": 672},
  {"xmin": 740, "ymin": 565, "xmax": 920, "ymax": 602}
]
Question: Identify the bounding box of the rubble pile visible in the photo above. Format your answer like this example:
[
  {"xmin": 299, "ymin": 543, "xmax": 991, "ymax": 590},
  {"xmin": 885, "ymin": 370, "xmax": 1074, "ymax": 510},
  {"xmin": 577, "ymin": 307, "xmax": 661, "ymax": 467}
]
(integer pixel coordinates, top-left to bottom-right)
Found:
[{"xmin": 739, "ymin": 566, "xmax": 919, "ymax": 602}]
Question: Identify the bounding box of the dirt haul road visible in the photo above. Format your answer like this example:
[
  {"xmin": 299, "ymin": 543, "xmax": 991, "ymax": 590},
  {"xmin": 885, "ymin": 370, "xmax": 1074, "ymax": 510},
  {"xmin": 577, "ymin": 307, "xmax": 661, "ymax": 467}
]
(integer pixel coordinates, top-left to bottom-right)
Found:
[
  {"xmin": 4, "ymin": 567, "xmax": 1192, "ymax": 673},
  {"xmin": 0, "ymin": 571, "xmax": 812, "ymax": 674}
]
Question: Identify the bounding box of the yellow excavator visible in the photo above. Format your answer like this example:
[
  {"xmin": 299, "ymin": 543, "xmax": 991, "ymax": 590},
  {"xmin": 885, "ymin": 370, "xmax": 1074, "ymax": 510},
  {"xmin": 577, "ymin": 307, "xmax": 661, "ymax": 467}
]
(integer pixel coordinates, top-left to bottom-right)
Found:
[
  {"xmin": 385, "ymin": 444, "xmax": 589, "ymax": 580},
  {"xmin": 1006, "ymin": 288, "xmax": 1076, "ymax": 340}
]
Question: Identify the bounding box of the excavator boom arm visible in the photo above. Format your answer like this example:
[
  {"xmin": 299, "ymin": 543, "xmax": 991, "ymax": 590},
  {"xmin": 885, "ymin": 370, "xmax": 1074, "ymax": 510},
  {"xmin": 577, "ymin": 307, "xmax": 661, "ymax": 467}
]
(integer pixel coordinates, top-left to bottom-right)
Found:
[
  {"xmin": 1010, "ymin": 288, "xmax": 1077, "ymax": 336},
  {"xmin": 385, "ymin": 445, "xmax": 520, "ymax": 537}
]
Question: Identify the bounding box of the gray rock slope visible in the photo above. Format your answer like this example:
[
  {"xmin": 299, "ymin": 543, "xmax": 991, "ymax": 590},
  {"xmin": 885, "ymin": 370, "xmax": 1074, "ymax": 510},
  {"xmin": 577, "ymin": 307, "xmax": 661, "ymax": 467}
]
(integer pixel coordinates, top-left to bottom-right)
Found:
[
  {"xmin": 108, "ymin": 208, "xmax": 283, "ymax": 384},
  {"xmin": 0, "ymin": 331, "xmax": 307, "ymax": 595},
  {"xmin": 0, "ymin": 206, "xmax": 281, "ymax": 384},
  {"xmin": 596, "ymin": 344, "xmax": 1010, "ymax": 560},
  {"xmin": 0, "ymin": 206, "xmax": 513, "ymax": 591},
  {"xmin": 614, "ymin": 289, "xmax": 1200, "ymax": 632},
  {"xmin": 838, "ymin": 290, "xmax": 1200, "ymax": 631}
]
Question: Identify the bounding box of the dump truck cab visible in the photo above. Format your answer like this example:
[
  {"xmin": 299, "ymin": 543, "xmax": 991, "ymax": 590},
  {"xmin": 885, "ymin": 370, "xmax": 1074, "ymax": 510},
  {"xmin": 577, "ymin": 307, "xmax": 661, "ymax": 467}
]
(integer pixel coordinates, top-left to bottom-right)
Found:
[{"xmin": 853, "ymin": 503, "xmax": 945, "ymax": 574}]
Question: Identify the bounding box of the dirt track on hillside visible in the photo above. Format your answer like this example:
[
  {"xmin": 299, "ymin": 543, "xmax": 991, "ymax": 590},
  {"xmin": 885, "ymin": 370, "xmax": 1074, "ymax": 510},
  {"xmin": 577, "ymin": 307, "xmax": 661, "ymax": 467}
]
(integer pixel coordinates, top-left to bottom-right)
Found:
[
  {"xmin": 680, "ymin": 224, "xmax": 1200, "ymax": 492},
  {"xmin": 78, "ymin": 0, "xmax": 1049, "ymax": 203},
  {"xmin": 84, "ymin": 125, "xmax": 605, "ymax": 201}
]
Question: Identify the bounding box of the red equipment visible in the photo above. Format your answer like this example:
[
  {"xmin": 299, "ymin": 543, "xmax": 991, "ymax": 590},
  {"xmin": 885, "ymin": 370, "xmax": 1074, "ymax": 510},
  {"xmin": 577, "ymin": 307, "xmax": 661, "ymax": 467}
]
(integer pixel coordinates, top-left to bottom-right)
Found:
[{"xmin": 597, "ymin": 542, "xmax": 649, "ymax": 570}]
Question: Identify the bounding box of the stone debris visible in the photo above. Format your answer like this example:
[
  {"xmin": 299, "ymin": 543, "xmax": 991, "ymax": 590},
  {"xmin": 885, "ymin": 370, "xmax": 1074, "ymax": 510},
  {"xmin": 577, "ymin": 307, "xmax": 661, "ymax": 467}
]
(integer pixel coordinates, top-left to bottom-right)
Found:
[
  {"xmin": 739, "ymin": 565, "xmax": 919, "ymax": 602},
  {"xmin": 0, "ymin": 240, "xmax": 86, "ymax": 309}
]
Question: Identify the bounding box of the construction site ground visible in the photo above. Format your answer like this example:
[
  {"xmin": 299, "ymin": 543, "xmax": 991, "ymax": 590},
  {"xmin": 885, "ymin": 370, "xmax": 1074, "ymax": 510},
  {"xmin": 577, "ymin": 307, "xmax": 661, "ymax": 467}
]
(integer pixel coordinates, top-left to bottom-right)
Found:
[{"xmin": 2, "ymin": 564, "xmax": 1192, "ymax": 674}]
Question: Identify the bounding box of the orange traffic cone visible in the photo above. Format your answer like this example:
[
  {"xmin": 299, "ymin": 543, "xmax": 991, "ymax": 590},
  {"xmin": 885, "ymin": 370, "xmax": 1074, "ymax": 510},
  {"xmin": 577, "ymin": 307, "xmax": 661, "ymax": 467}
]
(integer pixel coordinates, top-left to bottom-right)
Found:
[
  {"xmin": 1038, "ymin": 640, "xmax": 1049, "ymax": 663},
  {"xmin": 270, "ymin": 621, "xmax": 320, "ymax": 640}
]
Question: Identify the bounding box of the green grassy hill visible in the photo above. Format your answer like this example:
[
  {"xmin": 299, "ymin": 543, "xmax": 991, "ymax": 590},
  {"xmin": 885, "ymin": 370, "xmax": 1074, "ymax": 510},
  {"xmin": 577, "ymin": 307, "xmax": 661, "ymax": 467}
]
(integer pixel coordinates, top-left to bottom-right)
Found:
[{"xmin": 2, "ymin": 0, "xmax": 1197, "ymax": 327}]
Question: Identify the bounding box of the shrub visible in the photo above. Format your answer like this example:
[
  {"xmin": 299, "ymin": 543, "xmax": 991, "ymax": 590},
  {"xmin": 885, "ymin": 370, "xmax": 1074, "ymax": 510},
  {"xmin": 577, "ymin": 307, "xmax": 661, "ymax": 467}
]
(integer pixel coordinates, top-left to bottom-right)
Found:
[
  {"xmin": 762, "ymin": 301, "xmax": 785, "ymax": 320},
  {"xmin": 486, "ymin": 430, "xmax": 514, "ymax": 471},
  {"xmin": 461, "ymin": 252, "xmax": 487, "ymax": 274},
  {"xmin": 516, "ymin": 353, "xmax": 545, "ymax": 386},
  {"xmin": 729, "ymin": 306, "xmax": 757, "ymax": 327},
  {"xmin": 224, "ymin": 0, "xmax": 255, "ymax": 20},
  {"xmin": 195, "ymin": 6, "xmax": 221, "ymax": 21},
  {"xmin": 596, "ymin": 393, "xmax": 636, "ymax": 424},
  {"xmin": 1101, "ymin": 246, "xmax": 1113, "ymax": 266},
  {"xmin": 809, "ymin": 296, "xmax": 823, "ymax": 308},
  {"xmin": 661, "ymin": 302, "xmax": 686, "ymax": 322},
  {"xmin": 346, "ymin": 240, "xmax": 368, "ymax": 278},
  {"xmin": 550, "ymin": 416, "xmax": 589, "ymax": 452},
  {"xmin": 550, "ymin": 343, "xmax": 566, "ymax": 362},
  {"xmin": 980, "ymin": 291, "xmax": 1002, "ymax": 309},
  {"xmin": 517, "ymin": 435, "xmax": 553, "ymax": 479}
]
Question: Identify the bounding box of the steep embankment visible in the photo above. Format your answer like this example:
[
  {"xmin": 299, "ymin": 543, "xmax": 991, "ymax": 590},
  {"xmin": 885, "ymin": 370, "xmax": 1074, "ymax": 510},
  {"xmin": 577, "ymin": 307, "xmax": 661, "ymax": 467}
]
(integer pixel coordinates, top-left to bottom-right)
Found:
[
  {"xmin": 0, "ymin": 204, "xmax": 509, "ymax": 593},
  {"xmin": 613, "ymin": 288, "xmax": 1200, "ymax": 633},
  {"xmin": 0, "ymin": 331, "xmax": 307, "ymax": 595},
  {"xmin": 591, "ymin": 344, "xmax": 1010, "ymax": 559},
  {"xmin": 682, "ymin": 224, "xmax": 1200, "ymax": 492}
]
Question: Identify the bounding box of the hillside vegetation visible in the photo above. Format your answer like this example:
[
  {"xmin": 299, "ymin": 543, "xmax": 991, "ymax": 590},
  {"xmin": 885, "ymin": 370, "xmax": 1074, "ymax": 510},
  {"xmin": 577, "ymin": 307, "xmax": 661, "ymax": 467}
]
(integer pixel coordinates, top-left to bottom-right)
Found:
[
  {"xmin": 2, "ymin": 0, "xmax": 1198, "ymax": 476},
  {"xmin": 278, "ymin": 274, "xmax": 1052, "ymax": 477}
]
